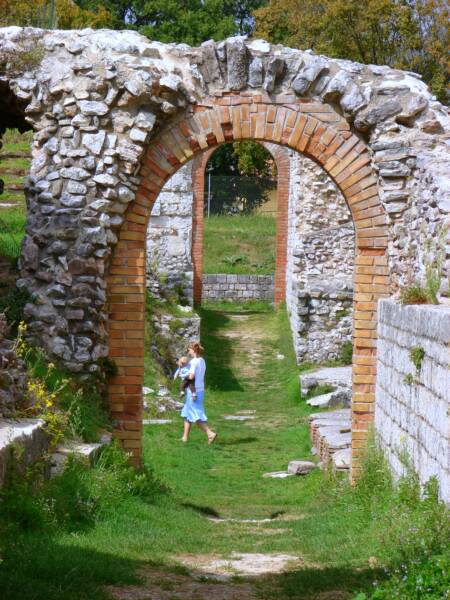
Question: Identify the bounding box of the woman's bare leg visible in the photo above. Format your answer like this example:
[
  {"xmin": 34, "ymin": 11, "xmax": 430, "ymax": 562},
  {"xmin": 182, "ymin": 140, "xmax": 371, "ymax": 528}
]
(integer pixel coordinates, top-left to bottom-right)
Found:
[
  {"xmin": 182, "ymin": 420, "xmax": 191, "ymax": 442},
  {"xmin": 196, "ymin": 420, "xmax": 216, "ymax": 442}
]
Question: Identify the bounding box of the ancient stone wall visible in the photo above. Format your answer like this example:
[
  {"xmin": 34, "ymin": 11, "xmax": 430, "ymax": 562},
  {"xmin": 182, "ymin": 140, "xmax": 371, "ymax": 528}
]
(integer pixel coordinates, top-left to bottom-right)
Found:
[
  {"xmin": 202, "ymin": 274, "xmax": 274, "ymax": 302},
  {"xmin": 286, "ymin": 153, "xmax": 355, "ymax": 363},
  {"xmin": 146, "ymin": 163, "xmax": 194, "ymax": 304},
  {"xmin": 0, "ymin": 314, "xmax": 28, "ymax": 417},
  {"xmin": 376, "ymin": 299, "xmax": 450, "ymax": 503},
  {"xmin": 1, "ymin": 27, "xmax": 449, "ymax": 467}
]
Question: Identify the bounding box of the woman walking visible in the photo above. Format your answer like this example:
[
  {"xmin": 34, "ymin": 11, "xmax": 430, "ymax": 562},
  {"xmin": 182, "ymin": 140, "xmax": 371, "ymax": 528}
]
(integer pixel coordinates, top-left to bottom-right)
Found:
[{"xmin": 180, "ymin": 341, "xmax": 217, "ymax": 444}]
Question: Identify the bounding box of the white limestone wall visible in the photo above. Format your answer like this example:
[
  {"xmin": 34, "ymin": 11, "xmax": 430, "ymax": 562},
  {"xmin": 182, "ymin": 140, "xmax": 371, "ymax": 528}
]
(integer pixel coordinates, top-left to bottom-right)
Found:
[
  {"xmin": 376, "ymin": 299, "xmax": 450, "ymax": 503},
  {"xmin": 285, "ymin": 153, "xmax": 355, "ymax": 363},
  {"xmin": 146, "ymin": 162, "xmax": 194, "ymax": 302}
]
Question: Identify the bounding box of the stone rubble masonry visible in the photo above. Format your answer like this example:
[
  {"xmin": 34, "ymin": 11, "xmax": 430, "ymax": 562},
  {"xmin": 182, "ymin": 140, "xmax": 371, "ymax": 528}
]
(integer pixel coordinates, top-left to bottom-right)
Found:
[
  {"xmin": 146, "ymin": 163, "xmax": 194, "ymax": 303},
  {"xmin": 0, "ymin": 27, "xmax": 448, "ymax": 471},
  {"xmin": 376, "ymin": 299, "xmax": 450, "ymax": 503},
  {"xmin": 0, "ymin": 314, "xmax": 28, "ymax": 417},
  {"xmin": 202, "ymin": 274, "xmax": 275, "ymax": 301},
  {"xmin": 285, "ymin": 152, "xmax": 355, "ymax": 363}
]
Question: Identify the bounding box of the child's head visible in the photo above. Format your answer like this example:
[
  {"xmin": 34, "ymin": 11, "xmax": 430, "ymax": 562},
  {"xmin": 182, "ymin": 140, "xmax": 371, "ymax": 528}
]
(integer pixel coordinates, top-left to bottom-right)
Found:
[{"xmin": 178, "ymin": 356, "xmax": 189, "ymax": 367}]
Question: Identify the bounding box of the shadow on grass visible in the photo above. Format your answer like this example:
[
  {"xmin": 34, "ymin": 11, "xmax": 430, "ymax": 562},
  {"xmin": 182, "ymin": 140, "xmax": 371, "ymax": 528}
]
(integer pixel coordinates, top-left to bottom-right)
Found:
[
  {"xmin": 181, "ymin": 502, "xmax": 221, "ymax": 518},
  {"xmin": 218, "ymin": 436, "xmax": 259, "ymax": 446},
  {"xmin": 257, "ymin": 565, "xmax": 381, "ymax": 599},
  {"xmin": 0, "ymin": 536, "xmax": 143, "ymax": 600},
  {"xmin": 199, "ymin": 308, "xmax": 244, "ymax": 392}
]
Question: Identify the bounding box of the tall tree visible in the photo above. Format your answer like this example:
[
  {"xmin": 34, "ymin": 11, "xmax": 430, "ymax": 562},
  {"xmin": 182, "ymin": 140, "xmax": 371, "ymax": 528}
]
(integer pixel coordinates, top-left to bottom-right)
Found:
[
  {"xmin": 0, "ymin": 0, "xmax": 114, "ymax": 28},
  {"xmin": 253, "ymin": 0, "xmax": 449, "ymax": 102}
]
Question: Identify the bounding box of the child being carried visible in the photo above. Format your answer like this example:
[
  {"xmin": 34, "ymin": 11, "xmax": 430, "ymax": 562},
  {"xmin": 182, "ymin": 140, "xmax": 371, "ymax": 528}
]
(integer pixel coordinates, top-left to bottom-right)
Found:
[{"xmin": 174, "ymin": 356, "xmax": 197, "ymax": 400}]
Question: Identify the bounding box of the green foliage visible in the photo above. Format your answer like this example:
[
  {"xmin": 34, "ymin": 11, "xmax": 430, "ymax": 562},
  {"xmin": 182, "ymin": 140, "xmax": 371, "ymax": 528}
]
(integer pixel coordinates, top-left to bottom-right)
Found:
[
  {"xmin": 404, "ymin": 372, "xmax": 415, "ymax": 386},
  {"xmin": 207, "ymin": 142, "xmax": 276, "ymax": 215},
  {"xmin": 22, "ymin": 347, "xmax": 111, "ymax": 443},
  {"xmin": 210, "ymin": 141, "xmax": 276, "ymax": 177},
  {"xmin": 423, "ymin": 223, "xmax": 447, "ymax": 305},
  {"xmin": 355, "ymin": 553, "xmax": 450, "ymax": 599},
  {"xmin": 0, "ymin": 0, "xmax": 115, "ymax": 29},
  {"xmin": 339, "ymin": 340, "xmax": 353, "ymax": 365},
  {"xmin": 254, "ymin": 0, "xmax": 449, "ymax": 103},
  {"xmin": 410, "ymin": 346, "xmax": 425, "ymax": 372},
  {"xmin": 0, "ymin": 38, "xmax": 45, "ymax": 74},
  {"xmin": 78, "ymin": 0, "xmax": 266, "ymax": 42},
  {"xmin": 0, "ymin": 442, "xmax": 155, "ymax": 544},
  {"xmin": 0, "ymin": 285, "xmax": 30, "ymax": 332},
  {"xmin": 46, "ymin": 443, "xmax": 153, "ymax": 528},
  {"xmin": 0, "ymin": 211, "xmax": 26, "ymax": 263},
  {"xmin": 0, "ymin": 303, "xmax": 448, "ymax": 600},
  {"xmin": 400, "ymin": 283, "xmax": 429, "ymax": 305},
  {"xmin": 306, "ymin": 383, "xmax": 334, "ymax": 398}
]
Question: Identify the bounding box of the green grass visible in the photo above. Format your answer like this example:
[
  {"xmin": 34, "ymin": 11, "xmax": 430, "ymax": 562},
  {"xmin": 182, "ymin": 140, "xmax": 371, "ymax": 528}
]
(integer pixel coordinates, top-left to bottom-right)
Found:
[
  {"xmin": 0, "ymin": 129, "xmax": 29, "ymax": 259},
  {"xmin": 0, "ymin": 207, "xmax": 26, "ymax": 262},
  {"xmin": 203, "ymin": 214, "xmax": 276, "ymax": 274},
  {"xmin": 0, "ymin": 304, "xmax": 447, "ymax": 600},
  {"xmin": 1, "ymin": 129, "xmax": 33, "ymax": 153}
]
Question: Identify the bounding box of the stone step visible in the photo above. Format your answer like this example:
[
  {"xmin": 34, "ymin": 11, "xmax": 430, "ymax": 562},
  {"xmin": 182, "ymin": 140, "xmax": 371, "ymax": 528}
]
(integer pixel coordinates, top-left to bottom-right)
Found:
[
  {"xmin": 50, "ymin": 435, "xmax": 111, "ymax": 477},
  {"xmin": 300, "ymin": 365, "xmax": 352, "ymax": 396},
  {"xmin": 308, "ymin": 408, "xmax": 352, "ymax": 470},
  {"xmin": 306, "ymin": 387, "xmax": 351, "ymax": 408},
  {"xmin": 0, "ymin": 418, "xmax": 48, "ymax": 487}
]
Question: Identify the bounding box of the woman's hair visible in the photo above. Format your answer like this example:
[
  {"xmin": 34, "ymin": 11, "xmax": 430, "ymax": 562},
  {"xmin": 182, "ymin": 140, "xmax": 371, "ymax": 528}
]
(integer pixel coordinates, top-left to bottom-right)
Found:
[{"xmin": 188, "ymin": 341, "xmax": 204, "ymax": 356}]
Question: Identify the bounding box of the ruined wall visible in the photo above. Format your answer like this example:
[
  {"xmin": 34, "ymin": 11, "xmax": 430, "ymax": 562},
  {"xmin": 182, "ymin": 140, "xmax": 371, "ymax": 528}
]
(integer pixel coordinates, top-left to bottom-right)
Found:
[
  {"xmin": 146, "ymin": 163, "xmax": 194, "ymax": 304},
  {"xmin": 146, "ymin": 148, "xmax": 353, "ymax": 362},
  {"xmin": 286, "ymin": 153, "xmax": 355, "ymax": 363},
  {"xmin": 0, "ymin": 27, "xmax": 448, "ymax": 374},
  {"xmin": 202, "ymin": 274, "xmax": 274, "ymax": 301},
  {"xmin": 376, "ymin": 300, "xmax": 450, "ymax": 503}
]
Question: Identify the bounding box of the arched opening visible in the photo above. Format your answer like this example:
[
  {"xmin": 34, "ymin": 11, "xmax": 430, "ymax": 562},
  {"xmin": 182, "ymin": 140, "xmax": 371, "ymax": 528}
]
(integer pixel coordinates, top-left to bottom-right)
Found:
[
  {"xmin": 191, "ymin": 140, "xmax": 289, "ymax": 306},
  {"xmin": 108, "ymin": 96, "xmax": 389, "ymax": 475},
  {"xmin": 0, "ymin": 82, "xmax": 32, "ymax": 326}
]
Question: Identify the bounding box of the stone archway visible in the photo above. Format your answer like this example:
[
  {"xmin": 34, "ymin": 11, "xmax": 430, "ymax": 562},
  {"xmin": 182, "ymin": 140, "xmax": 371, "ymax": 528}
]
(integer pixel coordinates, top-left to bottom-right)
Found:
[
  {"xmin": 109, "ymin": 95, "xmax": 389, "ymax": 474},
  {"xmin": 190, "ymin": 142, "xmax": 290, "ymax": 306},
  {"xmin": 2, "ymin": 29, "xmax": 448, "ymax": 476}
]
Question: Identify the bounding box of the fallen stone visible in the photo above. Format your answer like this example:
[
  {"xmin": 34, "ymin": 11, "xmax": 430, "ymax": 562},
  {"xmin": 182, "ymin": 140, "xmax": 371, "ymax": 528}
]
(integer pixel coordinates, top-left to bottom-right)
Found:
[
  {"xmin": 306, "ymin": 387, "xmax": 351, "ymax": 408},
  {"xmin": 50, "ymin": 439, "xmax": 107, "ymax": 477},
  {"xmin": 287, "ymin": 460, "xmax": 317, "ymax": 475},
  {"xmin": 300, "ymin": 366, "xmax": 352, "ymax": 396},
  {"xmin": 332, "ymin": 448, "xmax": 351, "ymax": 471},
  {"xmin": 263, "ymin": 471, "xmax": 294, "ymax": 479},
  {"xmin": 142, "ymin": 386, "xmax": 155, "ymax": 395},
  {"xmin": 143, "ymin": 419, "xmax": 172, "ymax": 425},
  {"xmin": 223, "ymin": 415, "xmax": 256, "ymax": 421}
]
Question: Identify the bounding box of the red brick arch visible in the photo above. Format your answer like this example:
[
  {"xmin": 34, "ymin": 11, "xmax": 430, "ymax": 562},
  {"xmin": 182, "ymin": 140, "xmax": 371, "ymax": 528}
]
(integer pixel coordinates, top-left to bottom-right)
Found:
[
  {"xmin": 190, "ymin": 142, "xmax": 290, "ymax": 305},
  {"xmin": 108, "ymin": 94, "xmax": 390, "ymax": 477}
]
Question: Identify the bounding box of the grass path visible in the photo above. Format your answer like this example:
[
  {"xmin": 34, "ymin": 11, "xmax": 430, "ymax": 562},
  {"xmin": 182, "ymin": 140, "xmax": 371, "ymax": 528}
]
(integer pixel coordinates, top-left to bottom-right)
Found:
[
  {"xmin": 113, "ymin": 304, "xmax": 376, "ymax": 599},
  {"xmin": 0, "ymin": 304, "xmax": 379, "ymax": 600}
]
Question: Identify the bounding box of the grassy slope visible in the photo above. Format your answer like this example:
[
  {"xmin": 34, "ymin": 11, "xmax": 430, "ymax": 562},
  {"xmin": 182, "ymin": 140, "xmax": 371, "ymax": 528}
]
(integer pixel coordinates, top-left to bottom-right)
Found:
[{"xmin": 203, "ymin": 214, "xmax": 276, "ymax": 274}]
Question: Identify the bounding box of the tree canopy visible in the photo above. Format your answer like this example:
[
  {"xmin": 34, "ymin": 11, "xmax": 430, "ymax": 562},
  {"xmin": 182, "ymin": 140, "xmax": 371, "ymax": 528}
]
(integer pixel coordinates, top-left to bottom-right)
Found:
[
  {"xmin": 253, "ymin": 0, "xmax": 449, "ymax": 102},
  {"xmin": 0, "ymin": 0, "xmax": 114, "ymax": 28},
  {"xmin": 76, "ymin": 0, "xmax": 266, "ymax": 45}
]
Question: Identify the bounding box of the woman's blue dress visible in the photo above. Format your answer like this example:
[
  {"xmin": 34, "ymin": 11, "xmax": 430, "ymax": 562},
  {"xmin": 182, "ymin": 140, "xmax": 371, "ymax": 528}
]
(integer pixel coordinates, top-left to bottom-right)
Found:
[{"xmin": 181, "ymin": 389, "xmax": 207, "ymax": 423}]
